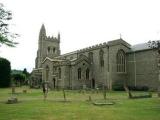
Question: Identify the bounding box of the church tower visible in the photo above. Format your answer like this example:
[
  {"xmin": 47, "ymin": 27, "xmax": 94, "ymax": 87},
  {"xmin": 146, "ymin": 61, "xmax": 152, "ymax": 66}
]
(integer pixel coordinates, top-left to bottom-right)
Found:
[{"xmin": 35, "ymin": 24, "xmax": 61, "ymax": 68}]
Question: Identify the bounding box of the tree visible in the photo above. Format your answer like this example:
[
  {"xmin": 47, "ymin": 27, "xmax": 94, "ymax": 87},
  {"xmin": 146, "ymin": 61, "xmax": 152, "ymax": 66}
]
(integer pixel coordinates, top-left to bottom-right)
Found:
[
  {"xmin": 12, "ymin": 73, "xmax": 25, "ymax": 86},
  {"xmin": 148, "ymin": 40, "xmax": 160, "ymax": 51},
  {"xmin": 0, "ymin": 57, "xmax": 11, "ymax": 87},
  {"xmin": 22, "ymin": 68, "xmax": 30, "ymax": 78},
  {"xmin": 22, "ymin": 68, "xmax": 30, "ymax": 85},
  {"xmin": 0, "ymin": 3, "xmax": 18, "ymax": 47}
]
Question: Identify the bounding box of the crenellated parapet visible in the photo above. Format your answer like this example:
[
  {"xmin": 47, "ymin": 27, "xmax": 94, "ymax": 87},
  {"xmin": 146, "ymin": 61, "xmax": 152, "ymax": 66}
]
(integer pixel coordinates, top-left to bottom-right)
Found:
[
  {"xmin": 46, "ymin": 35, "xmax": 60, "ymax": 43},
  {"xmin": 78, "ymin": 42, "xmax": 108, "ymax": 53}
]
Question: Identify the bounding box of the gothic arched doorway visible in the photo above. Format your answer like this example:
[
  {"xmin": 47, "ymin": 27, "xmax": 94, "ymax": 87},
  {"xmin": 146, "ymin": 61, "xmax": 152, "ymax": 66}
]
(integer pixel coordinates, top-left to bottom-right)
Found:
[
  {"xmin": 92, "ymin": 78, "xmax": 95, "ymax": 89},
  {"xmin": 53, "ymin": 78, "xmax": 56, "ymax": 88}
]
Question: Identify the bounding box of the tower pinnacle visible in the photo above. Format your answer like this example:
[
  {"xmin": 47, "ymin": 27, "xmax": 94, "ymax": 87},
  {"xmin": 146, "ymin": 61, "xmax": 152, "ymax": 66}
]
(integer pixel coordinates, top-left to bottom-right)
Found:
[
  {"xmin": 58, "ymin": 32, "xmax": 60, "ymax": 41},
  {"xmin": 39, "ymin": 24, "xmax": 46, "ymax": 38},
  {"xmin": 38, "ymin": 24, "xmax": 46, "ymax": 51}
]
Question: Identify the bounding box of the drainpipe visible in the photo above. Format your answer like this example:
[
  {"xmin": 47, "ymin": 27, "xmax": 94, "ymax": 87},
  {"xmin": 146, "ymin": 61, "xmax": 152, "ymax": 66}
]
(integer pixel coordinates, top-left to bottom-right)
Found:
[
  {"xmin": 134, "ymin": 52, "xmax": 137, "ymax": 87},
  {"xmin": 107, "ymin": 45, "xmax": 111, "ymax": 90}
]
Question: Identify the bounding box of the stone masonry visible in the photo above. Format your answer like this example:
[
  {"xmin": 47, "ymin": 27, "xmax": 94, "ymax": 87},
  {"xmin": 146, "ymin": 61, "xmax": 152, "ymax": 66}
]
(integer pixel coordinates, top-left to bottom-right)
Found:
[{"xmin": 30, "ymin": 24, "xmax": 159, "ymax": 90}]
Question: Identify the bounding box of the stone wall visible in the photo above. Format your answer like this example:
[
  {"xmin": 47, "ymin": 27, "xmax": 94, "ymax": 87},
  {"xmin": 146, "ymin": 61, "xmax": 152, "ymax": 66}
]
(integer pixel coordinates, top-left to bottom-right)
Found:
[
  {"xmin": 127, "ymin": 49, "xmax": 159, "ymax": 89},
  {"xmin": 33, "ymin": 29, "xmax": 160, "ymax": 90}
]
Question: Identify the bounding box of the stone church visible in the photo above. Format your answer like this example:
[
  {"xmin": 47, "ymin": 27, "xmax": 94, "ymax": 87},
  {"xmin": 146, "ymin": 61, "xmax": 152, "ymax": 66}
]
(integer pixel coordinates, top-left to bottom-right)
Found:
[{"xmin": 30, "ymin": 24, "xmax": 160, "ymax": 90}]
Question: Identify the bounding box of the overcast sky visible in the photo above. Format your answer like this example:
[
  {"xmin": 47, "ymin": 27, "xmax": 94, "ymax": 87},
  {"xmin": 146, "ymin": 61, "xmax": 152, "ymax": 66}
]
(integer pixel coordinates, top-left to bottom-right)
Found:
[{"xmin": 1, "ymin": 0, "xmax": 160, "ymax": 72}]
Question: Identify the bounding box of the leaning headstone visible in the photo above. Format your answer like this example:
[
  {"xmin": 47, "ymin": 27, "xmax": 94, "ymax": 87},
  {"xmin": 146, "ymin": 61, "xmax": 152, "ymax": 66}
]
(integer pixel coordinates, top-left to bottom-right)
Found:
[
  {"xmin": 63, "ymin": 89, "xmax": 66, "ymax": 101},
  {"xmin": 88, "ymin": 95, "xmax": 92, "ymax": 101},
  {"xmin": 82, "ymin": 84, "xmax": 86, "ymax": 94},
  {"xmin": 12, "ymin": 84, "xmax": 16, "ymax": 94},
  {"xmin": 124, "ymin": 84, "xmax": 152, "ymax": 99},
  {"xmin": 103, "ymin": 90, "xmax": 107, "ymax": 100},
  {"xmin": 83, "ymin": 84, "xmax": 86, "ymax": 90},
  {"xmin": 96, "ymin": 87, "xmax": 99, "ymax": 93},
  {"xmin": 124, "ymin": 85, "xmax": 132, "ymax": 98},
  {"xmin": 7, "ymin": 97, "xmax": 18, "ymax": 104},
  {"xmin": 42, "ymin": 82, "xmax": 49, "ymax": 101},
  {"xmin": 103, "ymin": 85, "xmax": 107, "ymax": 100},
  {"xmin": 157, "ymin": 87, "xmax": 160, "ymax": 97},
  {"xmin": 91, "ymin": 89, "xmax": 95, "ymax": 94},
  {"xmin": 23, "ymin": 89, "xmax": 27, "ymax": 93}
]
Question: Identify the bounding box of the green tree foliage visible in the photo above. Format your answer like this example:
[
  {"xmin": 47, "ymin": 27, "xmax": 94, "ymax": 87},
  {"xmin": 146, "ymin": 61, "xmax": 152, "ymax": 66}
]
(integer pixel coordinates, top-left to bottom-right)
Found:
[
  {"xmin": 12, "ymin": 73, "xmax": 25, "ymax": 86},
  {"xmin": 11, "ymin": 69, "xmax": 23, "ymax": 75},
  {"xmin": 11, "ymin": 69, "xmax": 30, "ymax": 86},
  {"xmin": 22, "ymin": 68, "xmax": 30, "ymax": 79},
  {"xmin": 0, "ymin": 3, "xmax": 18, "ymax": 47},
  {"xmin": 0, "ymin": 57, "xmax": 11, "ymax": 87},
  {"xmin": 148, "ymin": 40, "xmax": 160, "ymax": 53}
]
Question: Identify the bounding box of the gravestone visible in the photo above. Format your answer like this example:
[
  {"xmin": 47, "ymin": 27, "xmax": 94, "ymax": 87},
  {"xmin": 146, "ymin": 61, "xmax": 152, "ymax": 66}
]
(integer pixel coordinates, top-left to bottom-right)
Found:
[
  {"xmin": 81, "ymin": 84, "xmax": 86, "ymax": 94},
  {"xmin": 83, "ymin": 84, "xmax": 86, "ymax": 90},
  {"xmin": 7, "ymin": 97, "xmax": 18, "ymax": 104},
  {"xmin": 63, "ymin": 89, "xmax": 66, "ymax": 101},
  {"xmin": 23, "ymin": 89, "xmax": 27, "ymax": 93},
  {"xmin": 12, "ymin": 84, "xmax": 15, "ymax": 94},
  {"xmin": 158, "ymin": 87, "xmax": 160, "ymax": 97},
  {"xmin": 42, "ymin": 82, "xmax": 49, "ymax": 101}
]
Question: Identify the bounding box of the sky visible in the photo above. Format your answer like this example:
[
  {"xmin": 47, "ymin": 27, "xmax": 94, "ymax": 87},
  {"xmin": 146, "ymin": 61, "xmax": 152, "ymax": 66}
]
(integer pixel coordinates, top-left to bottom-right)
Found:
[{"xmin": 1, "ymin": 0, "xmax": 160, "ymax": 72}]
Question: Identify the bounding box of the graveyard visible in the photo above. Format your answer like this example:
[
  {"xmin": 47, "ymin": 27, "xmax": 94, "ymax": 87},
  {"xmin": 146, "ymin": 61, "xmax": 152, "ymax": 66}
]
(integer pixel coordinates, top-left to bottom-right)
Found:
[
  {"xmin": 0, "ymin": 86, "xmax": 160, "ymax": 120},
  {"xmin": 1, "ymin": 1, "xmax": 160, "ymax": 120}
]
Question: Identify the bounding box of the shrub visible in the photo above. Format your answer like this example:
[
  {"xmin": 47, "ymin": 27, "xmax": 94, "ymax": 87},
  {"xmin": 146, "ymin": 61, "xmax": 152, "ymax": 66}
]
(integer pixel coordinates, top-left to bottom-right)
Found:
[
  {"xmin": 112, "ymin": 80, "xmax": 127, "ymax": 91},
  {"xmin": 128, "ymin": 86, "xmax": 149, "ymax": 91},
  {"xmin": 112, "ymin": 84, "xmax": 125, "ymax": 91},
  {"xmin": 0, "ymin": 57, "xmax": 11, "ymax": 87},
  {"xmin": 12, "ymin": 73, "xmax": 26, "ymax": 86}
]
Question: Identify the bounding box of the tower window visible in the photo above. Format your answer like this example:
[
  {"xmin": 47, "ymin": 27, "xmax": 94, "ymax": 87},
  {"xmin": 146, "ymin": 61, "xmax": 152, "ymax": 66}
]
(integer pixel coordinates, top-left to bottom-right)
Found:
[
  {"xmin": 53, "ymin": 47, "xmax": 56, "ymax": 53},
  {"xmin": 47, "ymin": 47, "xmax": 50, "ymax": 54},
  {"xmin": 78, "ymin": 68, "xmax": 81, "ymax": 80}
]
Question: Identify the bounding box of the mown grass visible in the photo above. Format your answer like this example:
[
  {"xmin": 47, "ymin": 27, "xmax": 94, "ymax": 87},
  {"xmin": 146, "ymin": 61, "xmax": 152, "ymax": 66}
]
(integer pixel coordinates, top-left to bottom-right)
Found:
[{"xmin": 0, "ymin": 87, "xmax": 160, "ymax": 120}]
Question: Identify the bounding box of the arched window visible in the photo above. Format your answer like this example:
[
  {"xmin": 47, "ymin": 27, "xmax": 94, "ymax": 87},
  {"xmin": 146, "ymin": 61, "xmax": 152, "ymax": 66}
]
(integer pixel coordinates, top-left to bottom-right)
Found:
[
  {"xmin": 99, "ymin": 49, "xmax": 104, "ymax": 67},
  {"xmin": 47, "ymin": 47, "xmax": 50, "ymax": 54},
  {"xmin": 78, "ymin": 68, "xmax": 81, "ymax": 80},
  {"xmin": 58, "ymin": 67, "xmax": 61, "ymax": 79},
  {"xmin": 52, "ymin": 66, "xmax": 54, "ymax": 74},
  {"xmin": 117, "ymin": 50, "xmax": 126, "ymax": 72},
  {"xmin": 86, "ymin": 68, "xmax": 89, "ymax": 80},
  {"xmin": 53, "ymin": 66, "xmax": 57, "ymax": 74},
  {"xmin": 88, "ymin": 52, "xmax": 93, "ymax": 63},
  {"xmin": 53, "ymin": 47, "xmax": 56, "ymax": 53}
]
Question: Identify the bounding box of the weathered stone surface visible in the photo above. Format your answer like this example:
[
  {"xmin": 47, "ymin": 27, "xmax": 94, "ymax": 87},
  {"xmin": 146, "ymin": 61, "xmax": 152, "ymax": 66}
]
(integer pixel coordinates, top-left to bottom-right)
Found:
[
  {"xmin": 23, "ymin": 90, "xmax": 27, "ymax": 93},
  {"xmin": 31, "ymin": 24, "xmax": 160, "ymax": 90},
  {"xmin": 7, "ymin": 97, "xmax": 18, "ymax": 104}
]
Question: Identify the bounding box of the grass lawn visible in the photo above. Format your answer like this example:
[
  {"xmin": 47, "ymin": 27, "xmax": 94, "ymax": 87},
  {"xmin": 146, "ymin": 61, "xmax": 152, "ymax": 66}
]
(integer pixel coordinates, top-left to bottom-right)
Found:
[{"xmin": 0, "ymin": 87, "xmax": 160, "ymax": 120}]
